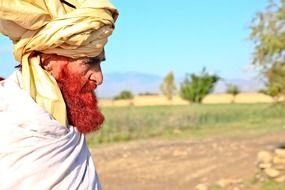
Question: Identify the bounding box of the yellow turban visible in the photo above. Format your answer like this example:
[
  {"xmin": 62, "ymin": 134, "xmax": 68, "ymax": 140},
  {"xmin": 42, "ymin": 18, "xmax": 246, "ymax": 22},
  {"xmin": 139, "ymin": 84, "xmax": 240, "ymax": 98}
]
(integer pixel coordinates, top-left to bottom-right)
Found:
[{"xmin": 0, "ymin": 0, "xmax": 118, "ymax": 127}]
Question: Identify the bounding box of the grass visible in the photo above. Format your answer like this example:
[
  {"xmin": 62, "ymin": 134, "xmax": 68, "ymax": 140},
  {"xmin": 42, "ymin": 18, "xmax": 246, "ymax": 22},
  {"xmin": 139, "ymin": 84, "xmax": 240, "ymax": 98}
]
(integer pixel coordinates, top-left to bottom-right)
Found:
[
  {"xmin": 87, "ymin": 103, "xmax": 285, "ymax": 146},
  {"xmin": 207, "ymin": 181, "xmax": 285, "ymax": 190},
  {"xmin": 207, "ymin": 178, "xmax": 285, "ymax": 190},
  {"xmin": 258, "ymin": 179, "xmax": 285, "ymax": 190},
  {"xmin": 209, "ymin": 185, "xmax": 223, "ymax": 190}
]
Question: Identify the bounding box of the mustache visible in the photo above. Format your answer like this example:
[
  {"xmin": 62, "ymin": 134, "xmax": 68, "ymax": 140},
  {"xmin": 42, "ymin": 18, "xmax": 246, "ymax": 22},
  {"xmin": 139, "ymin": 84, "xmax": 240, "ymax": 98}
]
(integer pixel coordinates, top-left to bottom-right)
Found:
[{"xmin": 80, "ymin": 81, "xmax": 97, "ymax": 93}]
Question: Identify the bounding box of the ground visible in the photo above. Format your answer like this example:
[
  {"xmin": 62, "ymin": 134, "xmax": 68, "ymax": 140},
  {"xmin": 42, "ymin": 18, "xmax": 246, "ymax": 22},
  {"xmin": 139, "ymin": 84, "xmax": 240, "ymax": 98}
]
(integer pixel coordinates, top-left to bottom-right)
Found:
[{"xmin": 91, "ymin": 130, "xmax": 285, "ymax": 190}]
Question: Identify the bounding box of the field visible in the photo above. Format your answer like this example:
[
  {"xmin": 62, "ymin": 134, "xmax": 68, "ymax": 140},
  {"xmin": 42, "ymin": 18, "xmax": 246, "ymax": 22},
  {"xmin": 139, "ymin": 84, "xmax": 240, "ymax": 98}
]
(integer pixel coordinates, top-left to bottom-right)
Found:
[
  {"xmin": 88, "ymin": 103, "xmax": 285, "ymax": 190},
  {"xmin": 98, "ymin": 93, "xmax": 277, "ymax": 107},
  {"xmin": 88, "ymin": 103, "xmax": 285, "ymax": 144}
]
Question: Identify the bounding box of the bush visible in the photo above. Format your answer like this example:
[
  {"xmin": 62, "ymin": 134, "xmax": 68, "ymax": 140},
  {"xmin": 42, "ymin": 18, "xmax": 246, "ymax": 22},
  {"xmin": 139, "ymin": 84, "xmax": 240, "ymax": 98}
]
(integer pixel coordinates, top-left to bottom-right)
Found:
[
  {"xmin": 113, "ymin": 90, "xmax": 134, "ymax": 100},
  {"xmin": 180, "ymin": 68, "xmax": 219, "ymax": 103},
  {"xmin": 226, "ymin": 84, "xmax": 240, "ymax": 96},
  {"xmin": 160, "ymin": 71, "xmax": 176, "ymax": 100}
]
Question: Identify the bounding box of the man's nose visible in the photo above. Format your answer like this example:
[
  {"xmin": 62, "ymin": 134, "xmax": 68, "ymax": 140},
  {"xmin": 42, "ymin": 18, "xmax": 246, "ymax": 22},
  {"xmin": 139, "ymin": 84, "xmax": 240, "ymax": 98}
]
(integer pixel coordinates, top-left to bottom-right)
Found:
[{"xmin": 89, "ymin": 67, "xmax": 103, "ymax": 85}]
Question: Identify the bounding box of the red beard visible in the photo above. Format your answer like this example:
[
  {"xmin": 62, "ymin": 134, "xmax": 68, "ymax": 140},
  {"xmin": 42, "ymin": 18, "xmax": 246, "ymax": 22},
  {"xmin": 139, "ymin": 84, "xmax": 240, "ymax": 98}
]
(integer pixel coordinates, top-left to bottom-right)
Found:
[{"xmin": 56, "ymin": 65, "xmax": 104, "ymax": 134}]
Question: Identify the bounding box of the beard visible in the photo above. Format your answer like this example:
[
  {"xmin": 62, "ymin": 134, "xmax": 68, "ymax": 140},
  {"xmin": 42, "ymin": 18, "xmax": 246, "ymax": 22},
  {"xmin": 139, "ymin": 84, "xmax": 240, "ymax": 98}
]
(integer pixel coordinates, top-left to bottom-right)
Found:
[{"xmin": 56, "ymin": 65, "xmax": 104, "ymax": 134}]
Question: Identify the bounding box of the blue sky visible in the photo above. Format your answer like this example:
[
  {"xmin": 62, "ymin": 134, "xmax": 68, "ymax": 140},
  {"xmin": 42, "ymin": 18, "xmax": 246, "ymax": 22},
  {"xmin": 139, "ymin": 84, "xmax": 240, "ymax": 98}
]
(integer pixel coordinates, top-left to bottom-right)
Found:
[{"xmin": 0, "ymin": 0, "xmax": 268, "ymax": 79}]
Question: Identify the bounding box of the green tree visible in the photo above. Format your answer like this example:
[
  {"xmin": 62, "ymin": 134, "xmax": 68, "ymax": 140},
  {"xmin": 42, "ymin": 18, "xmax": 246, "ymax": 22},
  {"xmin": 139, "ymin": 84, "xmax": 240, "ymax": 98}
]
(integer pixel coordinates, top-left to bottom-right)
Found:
[
  {"xmin": 113, "ymin": 90, "xmax": 134, "ymax": 100},
  {"xmin": 180, "ymin": 68, "xmax": 219, "ymax": 103},
  {"xmin": 160, "ymin": 71, "xmax": 176, "ymax": 100},
  {"xmin": 249, "ymin": 0, "xmax": 285, "ymax": 96},
  {"xmin": 226, "ymin": 84, "xmax": 240, "ymax": 103},
  {"xmin": 260, "ymin": 62, "xmax": 285, "ymax": 97}
]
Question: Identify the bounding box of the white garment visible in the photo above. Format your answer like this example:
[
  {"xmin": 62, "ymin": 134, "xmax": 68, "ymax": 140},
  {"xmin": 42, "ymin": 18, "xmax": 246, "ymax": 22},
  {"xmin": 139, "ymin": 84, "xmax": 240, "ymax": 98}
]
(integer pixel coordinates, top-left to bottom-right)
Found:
[{"xmin": 0, "ymin": 71, "xmax": 101, "ymax": 190}]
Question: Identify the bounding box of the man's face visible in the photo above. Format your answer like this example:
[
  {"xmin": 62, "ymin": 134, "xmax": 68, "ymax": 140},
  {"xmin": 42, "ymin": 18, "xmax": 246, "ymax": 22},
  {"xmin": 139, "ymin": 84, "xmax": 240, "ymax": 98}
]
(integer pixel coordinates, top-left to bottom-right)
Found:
[
  {"xmin": 63, "ymin": 50, "xmax": 105, "ymax": 92},
  {"xmin": 41, "ymin": 50, "xmax": 106, "ymax": 90},
  {"xmin": 42, "ymin": 50, "xmax": 106, "ymax": 133}
]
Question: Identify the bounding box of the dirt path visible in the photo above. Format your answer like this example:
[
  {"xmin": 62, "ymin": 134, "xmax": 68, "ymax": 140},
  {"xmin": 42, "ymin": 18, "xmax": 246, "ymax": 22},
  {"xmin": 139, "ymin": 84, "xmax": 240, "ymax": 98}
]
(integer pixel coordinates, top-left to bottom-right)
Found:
[{"xmin": 91, "ymin": 130, "xmax": 285, "ymax": 190}]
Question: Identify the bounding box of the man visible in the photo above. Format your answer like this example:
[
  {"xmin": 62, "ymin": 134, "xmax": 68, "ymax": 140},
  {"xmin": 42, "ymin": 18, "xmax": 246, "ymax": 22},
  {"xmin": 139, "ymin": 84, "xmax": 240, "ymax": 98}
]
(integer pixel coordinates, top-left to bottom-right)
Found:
[{"xmin": 0, "ymin": 0, "xmax": 118, "ymax": 189}]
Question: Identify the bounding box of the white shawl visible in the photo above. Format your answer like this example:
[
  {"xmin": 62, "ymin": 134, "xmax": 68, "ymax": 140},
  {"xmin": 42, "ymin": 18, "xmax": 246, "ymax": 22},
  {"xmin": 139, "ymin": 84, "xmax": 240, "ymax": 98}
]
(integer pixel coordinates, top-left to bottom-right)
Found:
[{"xmin": 0, "ymin": 71, "xmax": 101, "ymax": 190}]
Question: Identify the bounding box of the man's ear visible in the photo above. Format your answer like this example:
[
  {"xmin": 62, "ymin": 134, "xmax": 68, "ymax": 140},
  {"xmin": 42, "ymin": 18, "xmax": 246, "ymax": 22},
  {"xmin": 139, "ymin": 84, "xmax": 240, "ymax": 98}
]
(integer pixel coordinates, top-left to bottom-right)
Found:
[
  {"xmin": 40, "ymin": 54, "xmax": 53, "ymax": 66},
  {"xmin": 40, "ymin": 54, "xmax": 69, "ymax": 80}
]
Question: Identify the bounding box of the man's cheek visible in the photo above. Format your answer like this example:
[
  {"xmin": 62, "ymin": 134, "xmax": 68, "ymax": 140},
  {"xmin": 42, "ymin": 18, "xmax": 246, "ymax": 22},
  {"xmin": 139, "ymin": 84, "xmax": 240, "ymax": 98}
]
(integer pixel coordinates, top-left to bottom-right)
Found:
[{"xmin": 57, "ymin": 67, "xmax": 86, "ymax": 93}]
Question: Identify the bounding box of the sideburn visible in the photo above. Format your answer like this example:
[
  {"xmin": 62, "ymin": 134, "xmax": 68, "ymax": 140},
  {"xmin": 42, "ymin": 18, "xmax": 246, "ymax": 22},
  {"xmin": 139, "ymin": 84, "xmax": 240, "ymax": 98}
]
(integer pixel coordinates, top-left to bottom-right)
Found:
[{"xmin": 56, "ymin": 64, "xmax": 104, "ymax": 134}]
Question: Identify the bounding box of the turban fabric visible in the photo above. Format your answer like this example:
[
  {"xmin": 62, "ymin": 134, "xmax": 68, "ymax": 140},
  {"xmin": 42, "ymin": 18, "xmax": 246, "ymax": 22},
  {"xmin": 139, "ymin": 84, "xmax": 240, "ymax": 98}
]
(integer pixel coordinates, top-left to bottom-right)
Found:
[{"xmin": 0, "ymin": 0, "xmax": 118, "ymax": 126}]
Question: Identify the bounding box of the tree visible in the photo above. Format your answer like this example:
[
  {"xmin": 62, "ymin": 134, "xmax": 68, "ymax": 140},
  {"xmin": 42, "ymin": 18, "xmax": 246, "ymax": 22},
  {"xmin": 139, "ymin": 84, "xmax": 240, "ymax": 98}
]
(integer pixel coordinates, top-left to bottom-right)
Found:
[
  {"xmin": 180, "ymin": 68, "xmax": 219, "ymax": 103},
  {"xmin": 260, "ymin": 62, "xmax": 285, "ymax": 97},
  {"xmin": 160, "ymin": 72, "xmax": 176, "ymax": 100},
  {"xmin": 226, "ymin": 84, "xmax": 240, "ymax": 103},
  {"xmin": 249, "ymin": 0, "xmax": 285, "ymax": 96},
  {"xmin": 113, "ymin": 90, "xmax": 134, "ymax": 100}
]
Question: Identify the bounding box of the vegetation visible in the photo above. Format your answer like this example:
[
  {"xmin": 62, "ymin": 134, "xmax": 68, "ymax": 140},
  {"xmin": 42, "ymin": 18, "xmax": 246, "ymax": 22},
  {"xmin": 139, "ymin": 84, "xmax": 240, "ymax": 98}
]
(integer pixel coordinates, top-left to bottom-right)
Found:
[
  {"xmin": 87, "ymin": 103, "xmax": 285, "ymax": 145},
  {"xmin": 180, "ymin": 68, "xmax": 219, "ymax": 103},
  {"xmin": 138, "ymin": 92, "xmax": 159, "ymax": 96},
  {"xmin": 113, "ymin": 90, "xmax": 134, "ymax": 100},
  {"xmin": 226, "ymin": 84, "xmax": 240, "ymax": 103},
  {"xmin": 208, "ymin": 178, "xmax": 285, "ymax": 190},
  {"xmin": 249, "ymin": 0, "xmax": 285, "ymax": 97},
  {"xmin": 257, "ymin": 179, "xmax": 285, "ymax": 190},
  {"xmin": 160, "ymin": 71, "xmax": 176, "ymax": 100},
  {"xmin": 226, "ymin": 84, "xmax": 240, "ymax": 96},
  {"xmin": 261, "ymin": 62, "xmax": 285, "ymax": 97}
]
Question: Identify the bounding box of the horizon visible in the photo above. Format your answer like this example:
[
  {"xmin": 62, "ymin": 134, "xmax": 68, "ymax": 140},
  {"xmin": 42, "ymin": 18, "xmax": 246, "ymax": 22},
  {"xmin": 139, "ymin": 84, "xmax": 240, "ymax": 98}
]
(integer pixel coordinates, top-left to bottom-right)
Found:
[
  {"xmin": 1, "ymin": 0, "xmax": 268, "ymax": 81},
  {"xmin": 96, "ymin": 72, "xmax": 265, "ymax": 98}
]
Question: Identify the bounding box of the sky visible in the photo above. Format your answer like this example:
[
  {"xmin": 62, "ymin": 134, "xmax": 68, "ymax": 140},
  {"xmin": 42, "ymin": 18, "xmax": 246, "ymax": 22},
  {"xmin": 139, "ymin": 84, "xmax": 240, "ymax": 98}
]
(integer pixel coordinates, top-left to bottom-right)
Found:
[{"xmin": 0, "ymin": 0, "xmax": 269, "ymax": 79}]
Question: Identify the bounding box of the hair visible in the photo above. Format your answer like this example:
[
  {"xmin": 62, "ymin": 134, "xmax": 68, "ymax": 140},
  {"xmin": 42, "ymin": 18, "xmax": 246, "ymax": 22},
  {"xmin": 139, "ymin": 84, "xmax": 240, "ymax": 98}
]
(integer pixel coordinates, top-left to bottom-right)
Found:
[{"xmin": 0, "ymin": 77, "xmax": 4, "ymax": 81}]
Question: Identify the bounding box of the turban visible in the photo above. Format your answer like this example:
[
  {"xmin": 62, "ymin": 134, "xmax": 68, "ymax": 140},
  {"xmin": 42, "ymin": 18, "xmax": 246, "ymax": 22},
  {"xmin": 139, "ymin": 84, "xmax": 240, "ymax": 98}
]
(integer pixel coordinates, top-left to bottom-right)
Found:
[{"xmin": 0, "ymin": 0, "xmax": 118, "ymax": 126}]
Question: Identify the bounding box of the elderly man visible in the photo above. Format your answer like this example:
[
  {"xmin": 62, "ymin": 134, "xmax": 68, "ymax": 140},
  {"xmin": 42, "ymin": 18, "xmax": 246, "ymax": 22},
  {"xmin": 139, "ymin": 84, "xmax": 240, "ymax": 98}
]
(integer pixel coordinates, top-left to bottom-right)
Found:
[{"xmin": 0, "ymin": 0, "xmax": 118, "ymax": 189}]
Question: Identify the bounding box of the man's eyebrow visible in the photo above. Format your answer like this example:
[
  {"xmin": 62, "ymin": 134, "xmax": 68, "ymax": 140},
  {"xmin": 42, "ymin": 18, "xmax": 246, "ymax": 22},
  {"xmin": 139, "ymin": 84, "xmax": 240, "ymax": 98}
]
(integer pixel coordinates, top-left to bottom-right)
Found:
[
  {"xmin": 85, "ymin": 56, "xmax": 105, "ymax": 65},
  {"xmin": 94, "ymin": 54, "xmax": 106, "ymax": 61},
  {"xmin": 93, "ymin": 56, "xmax": 105, "ymax": 61}
]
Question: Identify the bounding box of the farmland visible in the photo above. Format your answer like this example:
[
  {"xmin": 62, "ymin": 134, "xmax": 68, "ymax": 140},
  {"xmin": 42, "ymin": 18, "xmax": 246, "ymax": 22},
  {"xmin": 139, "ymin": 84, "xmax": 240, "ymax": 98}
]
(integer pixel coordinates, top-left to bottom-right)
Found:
[
  {"xmin": 88, "ymin": 100, "xmax": 285, "ymax": 189},
  {"xmin": 88, "ymin": 103, "xmax": 285, "ymax": 144}
]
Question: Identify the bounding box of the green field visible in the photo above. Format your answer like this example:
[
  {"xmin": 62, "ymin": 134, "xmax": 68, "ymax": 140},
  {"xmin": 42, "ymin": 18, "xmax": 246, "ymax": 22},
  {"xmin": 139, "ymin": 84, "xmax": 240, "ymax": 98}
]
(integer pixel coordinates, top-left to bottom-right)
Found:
[{"xmin": 87, "ymin": 103, "xmax": 285, "ymax": 145}]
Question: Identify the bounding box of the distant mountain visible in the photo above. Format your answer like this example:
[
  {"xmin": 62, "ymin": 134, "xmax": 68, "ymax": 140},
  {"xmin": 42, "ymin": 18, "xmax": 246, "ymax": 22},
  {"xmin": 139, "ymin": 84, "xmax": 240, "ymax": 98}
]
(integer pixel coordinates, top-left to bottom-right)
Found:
[
  {"xmin": 213, "ymin": 78, "xmax": 265, "ymax": 93},
  {"xmin": 96, "ymin": 72, "xmax": 265, "ymax": 98},
  {"xmin": 96, "ymin": 72, "xmax": 162, "ymax": 98}
]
